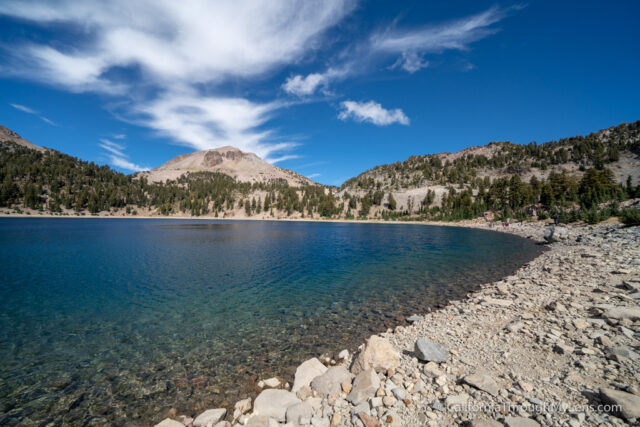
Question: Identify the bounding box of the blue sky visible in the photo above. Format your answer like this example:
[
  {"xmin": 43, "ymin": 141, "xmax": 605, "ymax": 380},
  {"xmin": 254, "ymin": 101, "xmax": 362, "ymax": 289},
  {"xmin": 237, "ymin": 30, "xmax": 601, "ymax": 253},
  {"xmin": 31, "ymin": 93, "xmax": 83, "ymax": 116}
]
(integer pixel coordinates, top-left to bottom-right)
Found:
[{"xmin": 0, "ymin": 1, "xmax": 639, "ymax": 185}]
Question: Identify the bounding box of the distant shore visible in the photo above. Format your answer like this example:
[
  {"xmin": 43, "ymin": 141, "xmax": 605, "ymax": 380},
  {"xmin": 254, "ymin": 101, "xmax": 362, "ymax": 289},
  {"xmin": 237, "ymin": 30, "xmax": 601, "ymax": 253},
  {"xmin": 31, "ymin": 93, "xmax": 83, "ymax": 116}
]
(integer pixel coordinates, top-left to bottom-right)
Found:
[{"xmin": 0, "ymin": 210, "xmax": 564, "ymax": 229}]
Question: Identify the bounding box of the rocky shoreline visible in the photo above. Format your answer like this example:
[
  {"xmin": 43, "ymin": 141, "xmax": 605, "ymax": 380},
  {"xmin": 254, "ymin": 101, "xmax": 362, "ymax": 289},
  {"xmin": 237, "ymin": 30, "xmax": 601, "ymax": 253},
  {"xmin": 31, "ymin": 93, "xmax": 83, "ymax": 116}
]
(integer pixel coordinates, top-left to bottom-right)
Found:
[{"xmin": 155, "ymin": 221, "xmax": 640, "ymax": 427}]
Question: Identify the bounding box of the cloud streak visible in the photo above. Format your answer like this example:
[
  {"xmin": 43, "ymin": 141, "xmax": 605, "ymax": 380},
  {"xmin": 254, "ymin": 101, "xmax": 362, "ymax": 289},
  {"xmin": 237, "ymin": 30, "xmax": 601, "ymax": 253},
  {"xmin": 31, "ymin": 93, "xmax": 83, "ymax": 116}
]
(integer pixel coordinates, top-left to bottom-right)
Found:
[
  {"xmin": 338, "ymin": 100, "xmax": 409, "ymax": 126},
  {"xmin": 98, "ymin": 138, "xmax": 148, "ymax": 172},
  {"xmin": 370, "ymin": 5, "xmax": 511, "ymax": 72},
  {"xmin": 10, "ymin": 103, "xmax": 58, "ymax": 126},
  {"xmin": 283, "ymin": 5, "xmax": 515, "ymax": 95}
]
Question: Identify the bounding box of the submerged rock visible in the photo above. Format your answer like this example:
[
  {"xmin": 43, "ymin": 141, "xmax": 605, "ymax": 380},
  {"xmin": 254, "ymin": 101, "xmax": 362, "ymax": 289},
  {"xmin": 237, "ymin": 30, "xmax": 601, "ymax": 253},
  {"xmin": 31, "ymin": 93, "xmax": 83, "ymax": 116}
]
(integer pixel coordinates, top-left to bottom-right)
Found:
[
  {"xmin": 414, "ymin": 338, "xmax": 447, "ymax": 362},
  {"xmin": 351, "ymin": 335, "xmax": 400, "ymax": 375}
]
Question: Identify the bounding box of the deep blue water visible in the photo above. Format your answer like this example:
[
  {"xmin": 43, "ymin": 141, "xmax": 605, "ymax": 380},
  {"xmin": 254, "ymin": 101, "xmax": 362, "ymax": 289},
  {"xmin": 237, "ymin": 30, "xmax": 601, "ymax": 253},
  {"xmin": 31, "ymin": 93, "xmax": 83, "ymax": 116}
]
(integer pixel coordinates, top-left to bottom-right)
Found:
[{"xmin": 0, "ymin": 218, "xmax": 543, "ymax": 425}]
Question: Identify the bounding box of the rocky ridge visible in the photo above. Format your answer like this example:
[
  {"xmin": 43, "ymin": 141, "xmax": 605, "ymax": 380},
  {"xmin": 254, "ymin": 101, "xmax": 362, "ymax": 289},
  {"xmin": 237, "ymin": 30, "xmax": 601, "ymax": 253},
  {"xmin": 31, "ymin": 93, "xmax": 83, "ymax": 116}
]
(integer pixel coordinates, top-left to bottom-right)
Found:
[
  {"xmin": 154, "ymin": 221, "xmax": 640, "ymax": 426},
  {"xmin": 0, "ymin": 125, "xmax": 46, "ymax": 152}
]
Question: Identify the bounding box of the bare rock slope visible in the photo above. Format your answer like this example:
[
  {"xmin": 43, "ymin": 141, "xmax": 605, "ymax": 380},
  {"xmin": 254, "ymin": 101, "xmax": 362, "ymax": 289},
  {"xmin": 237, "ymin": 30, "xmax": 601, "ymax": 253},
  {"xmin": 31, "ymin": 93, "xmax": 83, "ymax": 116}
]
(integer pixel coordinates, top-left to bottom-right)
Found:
[
  {"xmin": 0, "ymin": 125, "xmax": 46, "ymax": 152},
  {"xmin": 138, "ymin": 146, "xmax": 314, "ymax": 186}
]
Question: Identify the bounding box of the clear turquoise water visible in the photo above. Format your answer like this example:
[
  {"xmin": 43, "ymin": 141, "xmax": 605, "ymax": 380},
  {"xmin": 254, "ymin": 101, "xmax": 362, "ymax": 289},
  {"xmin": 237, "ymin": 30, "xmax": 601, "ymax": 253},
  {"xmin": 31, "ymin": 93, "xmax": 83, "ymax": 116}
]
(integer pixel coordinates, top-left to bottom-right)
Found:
[{"xmin": 0, "ymin": 218, "xmax": 543, "ymax": 425}]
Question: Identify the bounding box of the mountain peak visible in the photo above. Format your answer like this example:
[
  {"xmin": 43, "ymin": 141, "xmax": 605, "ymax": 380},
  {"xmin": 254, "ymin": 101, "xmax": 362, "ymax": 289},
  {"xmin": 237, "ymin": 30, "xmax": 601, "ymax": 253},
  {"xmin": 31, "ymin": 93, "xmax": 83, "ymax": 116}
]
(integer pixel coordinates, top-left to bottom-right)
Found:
[{"xmin": 139, "ymin": 146, "xmax": 313, "ymax": 186}]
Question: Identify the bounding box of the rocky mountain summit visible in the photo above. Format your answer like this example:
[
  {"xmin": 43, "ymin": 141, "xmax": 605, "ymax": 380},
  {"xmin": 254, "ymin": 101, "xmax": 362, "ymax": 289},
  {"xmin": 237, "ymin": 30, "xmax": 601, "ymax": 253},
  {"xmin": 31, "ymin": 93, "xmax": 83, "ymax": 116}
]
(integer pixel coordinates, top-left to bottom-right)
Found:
[
  {"xmin": 155, "ymin": 222, "xmax": 640, "ymax": 427},
  {"xmin": 138, "ymin": 146, "xmax": 314, "ymax": 186},
  {"xmin": 0, "ymin": 125, "xmax": 46, "ymax": 152}
]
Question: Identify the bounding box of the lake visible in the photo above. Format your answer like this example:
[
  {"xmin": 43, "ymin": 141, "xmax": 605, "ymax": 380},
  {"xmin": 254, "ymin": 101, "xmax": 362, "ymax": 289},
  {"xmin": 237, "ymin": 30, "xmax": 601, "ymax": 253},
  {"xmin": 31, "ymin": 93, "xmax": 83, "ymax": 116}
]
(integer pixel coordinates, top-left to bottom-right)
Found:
[{"xmin": 0, "ymin": 218, "xmax": 543, "ymax": 425}]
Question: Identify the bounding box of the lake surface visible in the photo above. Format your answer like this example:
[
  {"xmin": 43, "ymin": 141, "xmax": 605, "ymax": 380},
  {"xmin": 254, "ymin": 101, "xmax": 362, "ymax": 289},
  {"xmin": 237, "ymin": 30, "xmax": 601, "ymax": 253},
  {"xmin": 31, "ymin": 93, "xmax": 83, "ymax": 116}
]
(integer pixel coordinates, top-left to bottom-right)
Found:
[{"xmin": 0, "ymin": 218, "xmax": 543, "ymax": 425}]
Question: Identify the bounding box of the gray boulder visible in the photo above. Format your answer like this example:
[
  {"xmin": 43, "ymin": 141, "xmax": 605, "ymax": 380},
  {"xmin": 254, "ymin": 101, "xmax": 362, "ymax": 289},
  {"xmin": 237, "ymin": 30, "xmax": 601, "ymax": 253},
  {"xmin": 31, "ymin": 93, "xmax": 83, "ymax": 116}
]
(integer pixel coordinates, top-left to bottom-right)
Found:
[
  {"xmin": 599, "ymin": 387, "xmax": 640, "ymax": 420},
  {"xmin": 414, "ymin": 338, "xmax": 447, "ymax": 362},
  {"xmin": 346, "ymin": 368, "xmax": 380, "ymax": 405},
  {"xmin": 253, "ymin": 389, "xmax": 301, "ymax": 422},
  {"xmin": 285, "ymin": 401, "xmax": 313, "ymax": 425},
  {"xmin": 604, "ymin": 306, "xmax": 640, "ymax": 321},
  {"xmin": 310, "ymin": 366, "xmax": 353, "ymax": 397},
  {"xmin": 292, "ymin": 358, "xmax": 327, "ymax": 393},
  {"xmin": 543, "ymin": 226, "xmax": 568, "ymax": 243}
]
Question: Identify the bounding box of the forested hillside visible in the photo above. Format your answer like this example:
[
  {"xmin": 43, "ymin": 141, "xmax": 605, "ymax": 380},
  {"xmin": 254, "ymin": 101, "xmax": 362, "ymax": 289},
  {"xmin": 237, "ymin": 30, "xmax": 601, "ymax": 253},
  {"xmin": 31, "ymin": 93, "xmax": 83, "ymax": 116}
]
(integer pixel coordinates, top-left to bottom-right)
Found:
[
  {"xmin": 0, "ymin": 142, "xmax": 339, "ymax": 218},
  {"xmin": 338, "ymin": 121, "xmax": 640, "ymax": 224},
  {"xmin": 1, "ymin": 121, "xmax": 639, "ymax": 224}
]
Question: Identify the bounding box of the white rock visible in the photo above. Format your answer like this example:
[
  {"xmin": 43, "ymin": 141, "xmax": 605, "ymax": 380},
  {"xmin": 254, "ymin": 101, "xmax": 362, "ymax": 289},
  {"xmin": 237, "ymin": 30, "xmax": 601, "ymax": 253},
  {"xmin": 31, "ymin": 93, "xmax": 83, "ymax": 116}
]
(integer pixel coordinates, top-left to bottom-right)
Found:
[
  {"xmin": 370, "ymin": 397, "xmax": 383, "ymax": 408},
  {"xmin": 235, "ymin": 398, "xmax": 252, "ymax": 414},
  {"xmin": 253, "ymin": 389, "xmax": 301, "ymax": 422},
  {"xmin": 292, "ymin": 358, "xmax": 328, "ymax": 393},
  {"xmin": 286, "ymin": 401, "xmax": 314, "ymax": 424},
  {"xmin": 311, "ymin": 366, "xmax": 353, "ymax": 398},
  {"xmin": 346, "ymin": 369, "xmax": 380, "ymax": 405},
  {"xmin": 154, "ymin": 419, "xmax": 184, "ymax": 427},
  {"xmin": 444, "ymin": 393, "xmax": 469, "ymax": 409},
  {"xmin": 245, "ymin": 415, "xmax": 279, "ymax": 427},
  {"xmin": 193, "ymin": 408, "xmax": 227, "ymax": 427},
  {"xmin": 604, "ymin": 306, "xmax": 640, "ymax": 321},
  {"xmin": 262, "ymin": 377, "xmax": 281, "ymax": 388},
  {"xmin": 351, "ymin": 335, "xmax": 400, "ymax": 375}
]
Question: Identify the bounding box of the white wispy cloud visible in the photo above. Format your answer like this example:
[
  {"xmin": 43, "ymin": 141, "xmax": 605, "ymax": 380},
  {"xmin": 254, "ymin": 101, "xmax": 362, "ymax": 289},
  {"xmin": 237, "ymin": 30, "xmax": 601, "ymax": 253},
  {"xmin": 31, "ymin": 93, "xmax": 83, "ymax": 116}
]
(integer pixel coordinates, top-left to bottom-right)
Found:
[
  {"xmin": 108, "ymin": 155, "xmax": 148, "ymax": 172},
  {"xmin": 269, "ymin": 154, "xmax": 302, "ymax": 164},
  {"xmin": 338, "ymin": 100, "xmax": 409, "ymax": 126},
  {"xmin": 10, "ymin": 103, "xmax": 37, "ymax": 114},
  {"xmin": 307, "ymin": 173, "xmax": 321, "ymax": 178},
  {"xmin": 282, "ymin": 68, "xmax": 346, "ymax": 96},
  {"xmin": 98, "ymin": 138, "xmax": 148, "ymax": 172},
  {"xmin": 370, "ymin": 5, "xmax": 513, "ymax": 72},
  {"xmin": 0, "ymin": 0, "xmax": 356, "ymax": 159},
  {"xmin": 390, "ymin": 52, "xmax": 430, "ymax": 73},
  {"xmin": 10, "ymin": 103, "xmax": 58, "ymax": 126},
  {"xmin": 283, "ymin": 5, "xmax": 514, "ymax": 94}
]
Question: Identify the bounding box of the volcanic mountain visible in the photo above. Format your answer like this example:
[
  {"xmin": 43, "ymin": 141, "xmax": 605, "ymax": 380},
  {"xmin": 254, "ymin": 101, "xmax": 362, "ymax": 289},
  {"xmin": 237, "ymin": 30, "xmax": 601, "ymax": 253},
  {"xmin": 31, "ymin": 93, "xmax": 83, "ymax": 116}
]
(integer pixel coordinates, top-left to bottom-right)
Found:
[{"xmin": 138, "ymin": 146, "xmax": 314, "ymax": 186}]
